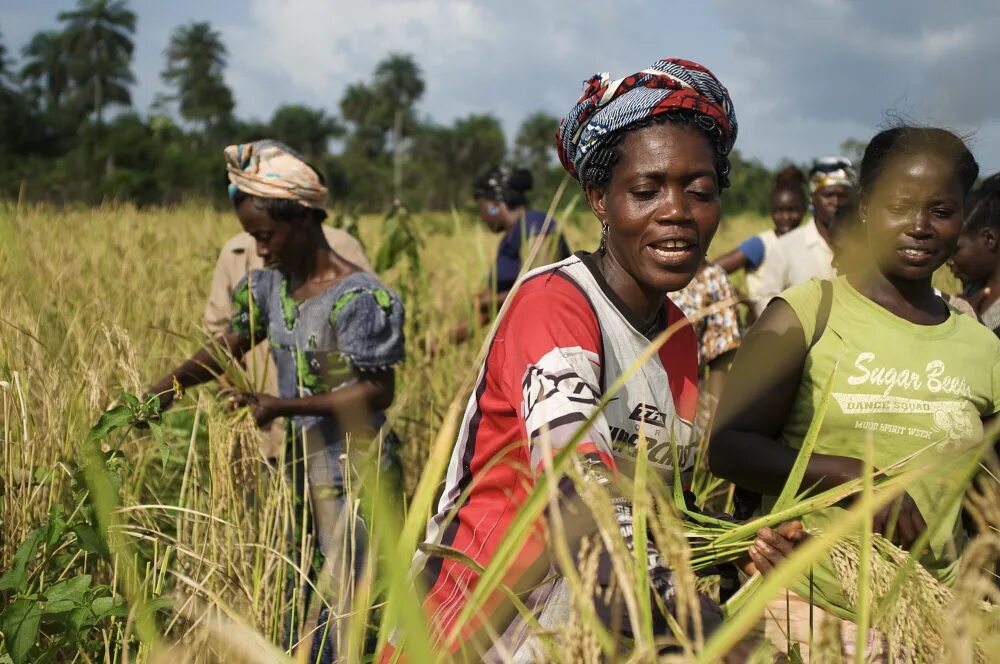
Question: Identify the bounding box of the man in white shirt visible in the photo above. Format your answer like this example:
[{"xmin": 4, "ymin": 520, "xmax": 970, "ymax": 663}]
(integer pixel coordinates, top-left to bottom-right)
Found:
[{"xmin": 751, "ymin": 156, "xmax": 854, "ymax": 315}]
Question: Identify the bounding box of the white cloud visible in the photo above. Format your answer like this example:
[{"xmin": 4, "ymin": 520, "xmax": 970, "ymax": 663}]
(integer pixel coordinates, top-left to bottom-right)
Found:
[
  {"xmin": 220, "ymin": 0, "xmax": 740, "ymax": 142},
  {"xmin": 5, "ymin": 0, "xmax": 1000, "ymax": 173},
  {"xmin": 711, "ymin": 0, "xmax": 1000, "ymax": 171}
]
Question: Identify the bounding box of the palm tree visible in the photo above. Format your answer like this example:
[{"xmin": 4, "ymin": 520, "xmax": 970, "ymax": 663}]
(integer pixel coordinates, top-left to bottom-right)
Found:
[
  {"xmin": 373, "ymin": 53, "xmax": 425, "ymax": 201},
  {"xmin": 20, "ymin": 31, "xmax": 71, "ymax": 108},
  {"xmin": 162, "ymin": 22, "xmax": 234, "ymax": 133},
  {"xmin": 0, "ymin": 34, "xmax": 13, "ymax": 91},
  {"xmin": 58, "ymin": 0, "xmax": 136, "ymax": 128}
]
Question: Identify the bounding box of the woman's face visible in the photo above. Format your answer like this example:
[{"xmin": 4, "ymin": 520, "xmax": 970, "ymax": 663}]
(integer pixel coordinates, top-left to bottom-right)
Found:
[
  {"xmin": 587, "ymin": 122, "xmax": 721, "ymax": 295},
  {"xmin": 236, "ymin": 198, "xmax": 302, "ymax": 270},
  {"xmin": 770, "ymin": 189, "xmax": 806, "ymax": 236},
  {"xmin": 948, "ymin": 229, "xmax": 997, "ymax": 288},
  {"xmin": 477, "ymin": 198, "xmax": 508, "ymax": 233},
  {"xmin": 862, "ymin": 152, "xmax": 964, "ymax": 282}
]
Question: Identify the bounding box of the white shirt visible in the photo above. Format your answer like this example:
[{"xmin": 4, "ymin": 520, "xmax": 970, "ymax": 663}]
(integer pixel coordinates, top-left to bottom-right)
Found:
[{"xmin": 751, "ymin": 218, "xmax": 835, "ymax": 315}]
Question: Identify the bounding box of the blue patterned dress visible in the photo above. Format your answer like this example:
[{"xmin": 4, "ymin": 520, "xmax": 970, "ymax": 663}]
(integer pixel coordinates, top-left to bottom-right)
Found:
[{"xmin": 230, "ymin": 268, "xmax": 405, "ymax": 487}]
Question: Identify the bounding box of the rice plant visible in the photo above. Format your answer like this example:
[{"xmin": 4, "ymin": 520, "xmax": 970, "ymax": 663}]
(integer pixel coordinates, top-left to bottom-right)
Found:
[{"xmin": 0, "ymin": 201, "xmax": 997, "ymax": 663}]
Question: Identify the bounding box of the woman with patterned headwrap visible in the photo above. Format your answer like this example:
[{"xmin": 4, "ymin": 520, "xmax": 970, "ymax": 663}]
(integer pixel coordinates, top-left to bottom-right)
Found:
[
  {"xmin": 389, "ymin": 59, "xmax": 801, "ymax": 662},
  {"xmin": 750, "ymin": 156, "xmax": 856, "ymax": 313},
  {"xmin": 450, "ymin": 166, "xmax": 571, "ymax": 343},
  {"xmin": 146, "ymin": 140, "xmax": 405, "ymax": 661}
]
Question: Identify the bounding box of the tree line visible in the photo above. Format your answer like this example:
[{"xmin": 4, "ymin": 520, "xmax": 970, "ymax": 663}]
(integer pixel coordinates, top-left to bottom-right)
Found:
[{"xmin": 0, "ymin": 0, "xmax": 777, "ymax": 214}]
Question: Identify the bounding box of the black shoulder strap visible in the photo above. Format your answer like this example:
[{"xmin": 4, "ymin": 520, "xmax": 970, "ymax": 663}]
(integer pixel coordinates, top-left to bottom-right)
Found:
[{"xmin": 809, "ymin": 280, "xmax": 834, "ymax": 350}]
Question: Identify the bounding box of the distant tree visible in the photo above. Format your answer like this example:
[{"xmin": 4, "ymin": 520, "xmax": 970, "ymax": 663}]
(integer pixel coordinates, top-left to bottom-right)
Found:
[
  {"xmin": 450, "ymin": 114, "xmax": 506, "ymax": 179},
  {"xmin": 268, "ymin": 104, "xmax": 343, "ymax": 161},
  {"xmin": 59, "ymin": 0, "xmax": 136, "ymax": 128},
  {"xmin": 724, "ymin": 149, "xmax": 772, "ymax": 216},
  {"xmin": 839, "ymin": 138, "xmax": 867, "ymax": 170},
  {"xmin": 373, "ymin": 53, "xmax": 425, "ymax": 200},
  {"xmin": 161, "ymin": 22, "xmax": 234, "ymax": 134},
  {"xmin": 0, "ymin": 32, "xmax": 42, "ymax": 156},
  {"xmin": 409, "ymin": 114, "xmax": 505, "ymax": 208},
  {"xmin": 514, "ymin": 112, "xmax": 559, "ymax": 174},
  {"xmin": 21, "ymin": 31, "xmax": 71, "ymax": 108},
  {"xmin": 339, "ymin": 82, "xmax": 388, "ymax": 156},
  {"xmin": 0, "ymin": 33, "xmax": 14, "ymax": 91}
]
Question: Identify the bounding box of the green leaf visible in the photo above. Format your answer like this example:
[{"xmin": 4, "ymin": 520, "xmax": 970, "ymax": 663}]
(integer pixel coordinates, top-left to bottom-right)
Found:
[
  {"xmin": 86, "ymin": 405, "xmax": 132, "ymax": 444},
  {"xmin": 121, "ymin": 392, "xmax": 140, "ymax": 410},
  {"xmin": 65, "ymin": 606, "xmax": 91, "ymax": 638},
  {"xmin": 0, "ymin": 529, "xmax": 43, "ymax": 592},
  {"xmin": 44, "ymin": 506, "xmax": 67, "ymax": 550},
  {"xmin": 1, "ymin": 599, "xmax": 41, "ymax": 664},
  {"xmin": 139, "ymin": 597, "xmax": 172, "ymax": 617},
  {"xmin": 150, "ymin": 423, "xmax": 168, "ymax": 470},
  {"xmin": 91, "ymin": 595, "xmax": 128, "ymax": 619},
  {"xmin": 71, "ymin": 523, "xmax": 109, "ymax": 559},
  {"xmin": 42, "ymin": 575, "xmax": 91, "ymax": 614},
  {"xmin": 31, "ymin": 466, "xmax": 53, "ymax": 486}
]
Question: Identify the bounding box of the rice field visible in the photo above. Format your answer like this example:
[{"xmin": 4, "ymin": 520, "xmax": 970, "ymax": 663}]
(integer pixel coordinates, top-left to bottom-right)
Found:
[{"xmin": 0, "ymin": 199, "xmax": 997, "ymax": 663}]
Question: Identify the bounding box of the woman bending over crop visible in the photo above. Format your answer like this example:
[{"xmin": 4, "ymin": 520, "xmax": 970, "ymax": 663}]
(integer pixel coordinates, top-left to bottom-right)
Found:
[
  {"xmin": 388, "ymin": 58, "xmax": 800, "ymax": 663},
  {"xmin": 451, "ymin": 167, "xmax": 572, "ymax": 342},
  {"xmin": 147, "ymin": 140, "xmax": 405, "ymax": 661},
  {"xmin": 711, "ymin": 126, "xmax": 1000, "ymax": 658}
]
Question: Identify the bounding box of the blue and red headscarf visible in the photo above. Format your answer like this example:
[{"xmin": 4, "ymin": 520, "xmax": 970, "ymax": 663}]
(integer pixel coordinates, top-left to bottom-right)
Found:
[{"xmin": 556, "ymin": 58, "xmax": 737, "ymax": 181}]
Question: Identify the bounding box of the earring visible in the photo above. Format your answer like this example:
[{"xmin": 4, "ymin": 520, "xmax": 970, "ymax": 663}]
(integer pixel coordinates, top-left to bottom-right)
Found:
[{"xmin": 599, "ymin": 222, "xmax": 609, "ymax": 255}]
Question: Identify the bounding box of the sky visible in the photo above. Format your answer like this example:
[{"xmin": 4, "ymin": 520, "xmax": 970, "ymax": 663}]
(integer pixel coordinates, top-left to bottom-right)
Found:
[{"xmin": 3, "ymin": 0, "xmax": 1000, "ymax": 173}]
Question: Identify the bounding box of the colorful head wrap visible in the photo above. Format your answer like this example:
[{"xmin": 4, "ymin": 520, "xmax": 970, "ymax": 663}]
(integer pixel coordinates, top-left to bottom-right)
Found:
[
  {"xmin": 556, "ymin": 58, "xmax": 737, "ymax": 181},
  {"xmin": 225, "ymin": 140, "xmax": 328, "ymax": 209},
  {"xmin": 809, "ymin": 156, "xmax": 855, "ymax": 193}
]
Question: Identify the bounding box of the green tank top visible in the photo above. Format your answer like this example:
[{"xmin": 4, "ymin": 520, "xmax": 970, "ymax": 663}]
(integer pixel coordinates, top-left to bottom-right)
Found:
[{"xmin": 768, "ymin": 277, "xmax": 1000, "ymax": 614}]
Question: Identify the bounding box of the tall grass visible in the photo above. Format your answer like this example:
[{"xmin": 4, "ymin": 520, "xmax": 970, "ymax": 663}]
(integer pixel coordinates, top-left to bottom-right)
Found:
[{"xmin": 1, "ymin": 201, "xmax": 997, "ymax": 662}]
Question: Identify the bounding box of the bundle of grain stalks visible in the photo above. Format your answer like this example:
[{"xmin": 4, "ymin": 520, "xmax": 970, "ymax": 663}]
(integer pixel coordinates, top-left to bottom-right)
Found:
[{"xmin": 826, "ymin": 532, "xmax": 995, "ymax": 662}]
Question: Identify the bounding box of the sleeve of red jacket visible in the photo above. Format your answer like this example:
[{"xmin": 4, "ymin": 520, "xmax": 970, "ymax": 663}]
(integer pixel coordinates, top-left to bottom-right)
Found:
[{"xmin": 497, "ymin": 280, "xmax": 617, "ymax": 477}]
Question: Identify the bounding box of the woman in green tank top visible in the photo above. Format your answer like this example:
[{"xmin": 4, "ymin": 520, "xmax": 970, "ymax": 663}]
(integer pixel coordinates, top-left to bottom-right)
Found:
[{"xmin": 710, "ymin": 126, "xmax": 1000, "ymax": 658}]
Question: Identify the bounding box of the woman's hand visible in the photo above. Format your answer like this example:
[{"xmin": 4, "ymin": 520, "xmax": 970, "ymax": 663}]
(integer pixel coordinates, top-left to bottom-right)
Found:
[
  {"xmin": 742, "ymin": 520, "xmax": 808, "ymax": 575},
  {"xmin": 229, "ymin": 392, "xmax": 282, "ymax": 427},
  {"xmin": 872, "ymin": 492, "xmax": 926, "ymax": 550}
]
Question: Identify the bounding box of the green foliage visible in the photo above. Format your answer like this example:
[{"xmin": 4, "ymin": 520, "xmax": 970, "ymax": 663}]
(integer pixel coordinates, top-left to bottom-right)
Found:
[
  {"xmin": 723, "ymin": 149, "xmax": 773, "ymax": 217},
  {"xmin": 161, "ymin": 21, "xmax": 234, "ymax": 133},
  {"xmin": 0, "ymin": 430, "xmax": 150, "ymax": 664},
  {"xmin": 374, "ymin": 201, "xmax": 422, "ymax": 280},
  {"xmin": 58, "ymin": 0, "xmax": 137, "ymax": 126},
  {"xmin": 268, "ymin": 104, "xmax": 343, "ymax": 162},
  {"xmin": 4, "ymin": 13, "xmax": 803, "ymax": 219},
  {"xmin": 407, "ymin": 113, "xmax": 506, "ymax": 209}
]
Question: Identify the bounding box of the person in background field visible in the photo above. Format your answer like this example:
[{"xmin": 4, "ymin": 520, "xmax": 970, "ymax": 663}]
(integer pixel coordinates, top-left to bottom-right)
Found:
[
  {"xmin": 714, "ymin": 166, "xmax": 808, "ymax": 318},
  {"xmin": 711, "ymin": 126, "xmax": 1000, "ymax": 659},
  {"xmin": 750, "ymin": 156, "xmax": 855, "ymax": 314},
  {"xmin": 667, "ymin": 261, "xmax": 741, "ymax": 422},
  {"xmin": 948, "ymin": 173, "xmax": 1000, "ymax": 335},
  {"xmin": 391, "ymin": 57, "xmax": 802, "ymax": 663},
  {"xmin": 204, "ymin": 189, "xmax": 373, "ymax": 460},
  {"xmin": 147, "ymin": 140, "xmax": 405, "ymax": 662},
  {"xmin": 450, "ymin": 167, "xmax": 572, "ymax": 342}
]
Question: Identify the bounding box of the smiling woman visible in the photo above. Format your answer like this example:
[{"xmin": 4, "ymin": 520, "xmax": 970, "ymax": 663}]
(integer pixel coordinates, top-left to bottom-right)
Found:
[
  {"xmin": 388, "ymin": 58, "xmax": 805, "ymax": 662},
  {"xmin": 710, "ymin": 125, "xmax": 1000, "ymax": 658}
]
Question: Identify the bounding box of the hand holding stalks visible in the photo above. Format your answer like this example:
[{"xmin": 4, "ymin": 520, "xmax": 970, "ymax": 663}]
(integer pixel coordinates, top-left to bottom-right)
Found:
[
  {"xmin": 228, "ymin": 391, "xmax": 281, "ymax": 427},
  {"xmin": 742, "ymin": 520, "xmax": 808, "ymax": 575}
]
